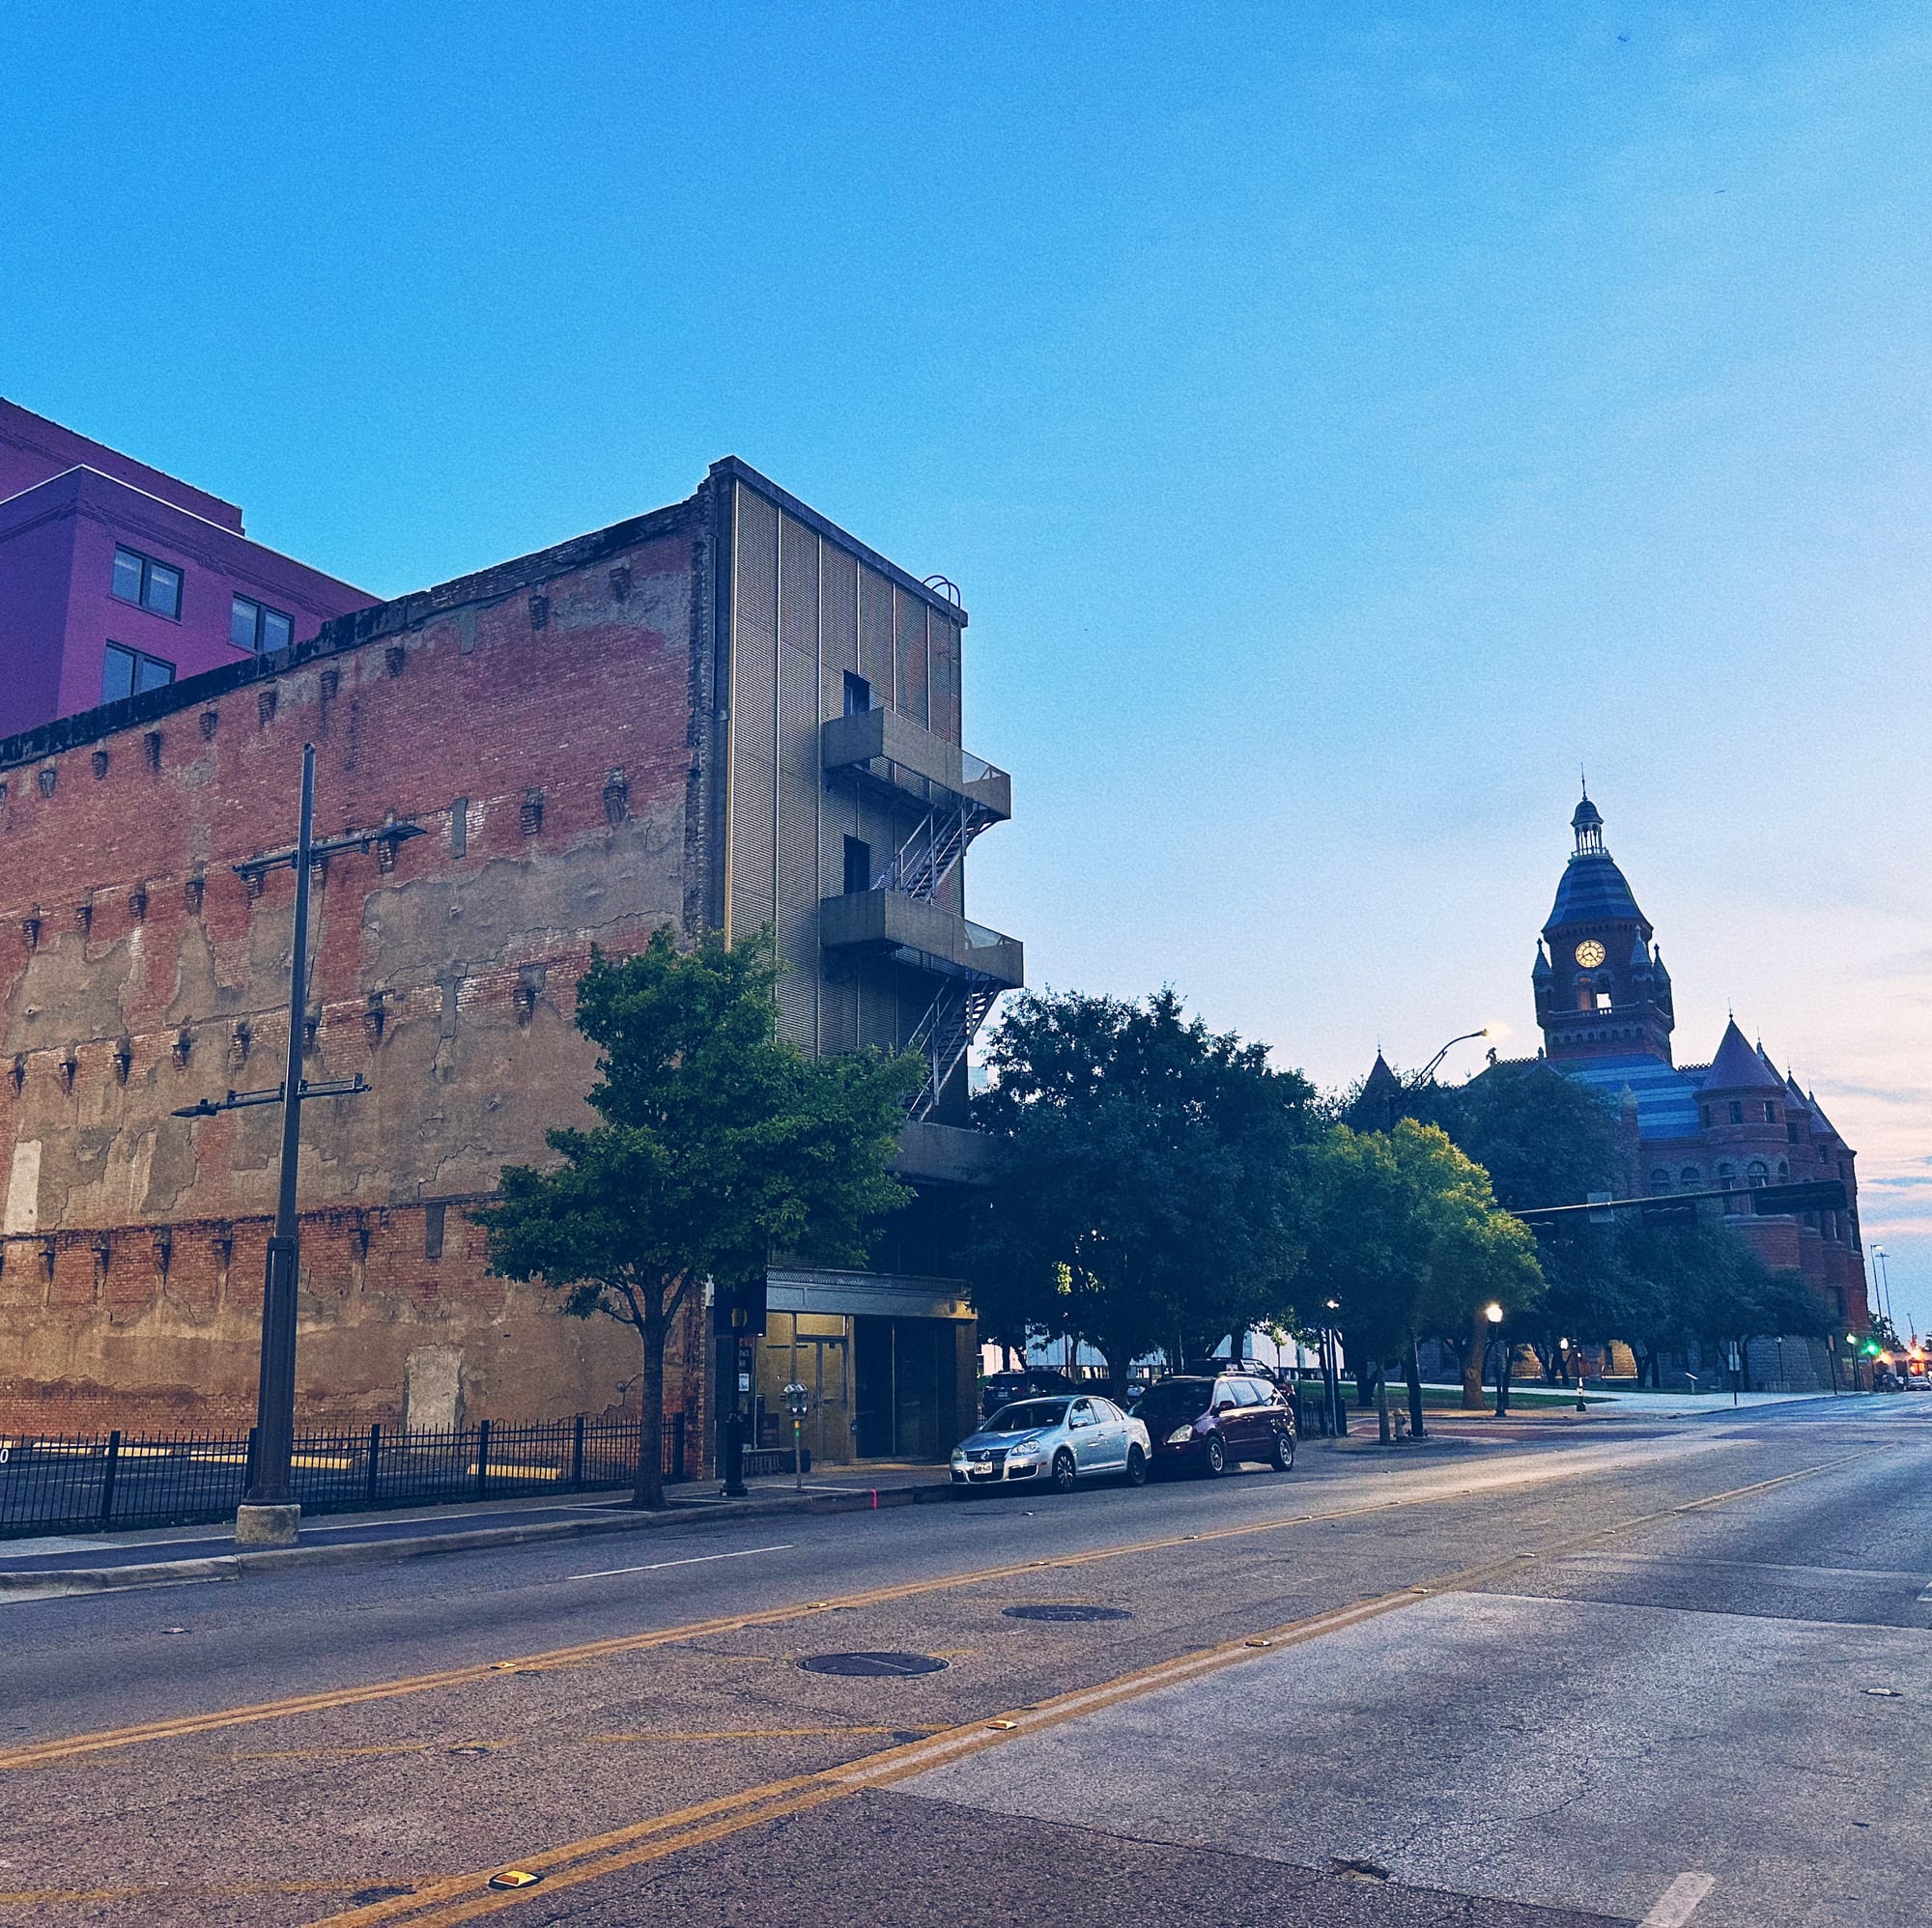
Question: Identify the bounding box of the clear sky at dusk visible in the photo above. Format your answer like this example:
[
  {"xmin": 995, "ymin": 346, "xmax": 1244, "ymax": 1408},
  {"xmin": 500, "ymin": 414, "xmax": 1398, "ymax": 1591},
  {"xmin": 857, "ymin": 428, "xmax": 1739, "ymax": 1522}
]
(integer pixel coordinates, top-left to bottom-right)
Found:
[{"xmin": 3, "ymin": 3, "xmax": 1925, "ymax": 1323}]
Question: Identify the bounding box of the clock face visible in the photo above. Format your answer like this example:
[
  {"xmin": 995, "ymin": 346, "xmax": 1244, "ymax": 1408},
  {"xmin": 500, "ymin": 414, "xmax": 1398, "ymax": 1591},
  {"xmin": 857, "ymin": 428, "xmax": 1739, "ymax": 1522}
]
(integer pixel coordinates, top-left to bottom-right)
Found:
[{"xmin": 1574, "ymin": 939, "xmax": 1606, "ymax": 969}]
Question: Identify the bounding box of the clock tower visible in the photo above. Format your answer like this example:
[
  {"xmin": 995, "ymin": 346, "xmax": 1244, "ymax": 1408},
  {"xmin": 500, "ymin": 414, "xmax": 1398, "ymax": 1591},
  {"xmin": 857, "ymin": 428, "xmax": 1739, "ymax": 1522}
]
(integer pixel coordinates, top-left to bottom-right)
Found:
[{"xmin": 1534, "ymin": 788, "xmax": 1675, "ymax": 1064}]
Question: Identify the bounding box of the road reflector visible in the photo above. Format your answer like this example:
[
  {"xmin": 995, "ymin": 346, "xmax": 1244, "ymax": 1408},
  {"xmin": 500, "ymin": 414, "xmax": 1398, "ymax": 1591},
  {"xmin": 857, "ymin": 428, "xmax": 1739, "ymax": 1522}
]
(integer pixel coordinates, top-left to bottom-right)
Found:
[
  {"xmin": 1244, "ymin": 1638, "xmax": 1273, "ymax": 1648},
  {"xmin": 487, "ymin": 1870, "xmax": 544, "ymax": 1890}
]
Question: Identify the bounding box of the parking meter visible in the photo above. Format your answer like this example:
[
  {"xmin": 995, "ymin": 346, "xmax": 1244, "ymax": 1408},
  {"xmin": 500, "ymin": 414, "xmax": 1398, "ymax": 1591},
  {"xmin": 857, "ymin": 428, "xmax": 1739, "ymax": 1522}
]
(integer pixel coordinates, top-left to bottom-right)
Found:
[{"xmin": 781, "ymin": 1382, "xmax": 810, "ymax": 1490}]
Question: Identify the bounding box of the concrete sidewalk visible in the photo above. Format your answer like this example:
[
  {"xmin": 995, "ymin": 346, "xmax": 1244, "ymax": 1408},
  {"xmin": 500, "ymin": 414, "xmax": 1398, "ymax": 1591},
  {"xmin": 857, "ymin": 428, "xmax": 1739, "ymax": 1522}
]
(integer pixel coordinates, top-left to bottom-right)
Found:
[{"xmin": 0, "ymin": 1461, "xmax": 952, "ymax": 1601}]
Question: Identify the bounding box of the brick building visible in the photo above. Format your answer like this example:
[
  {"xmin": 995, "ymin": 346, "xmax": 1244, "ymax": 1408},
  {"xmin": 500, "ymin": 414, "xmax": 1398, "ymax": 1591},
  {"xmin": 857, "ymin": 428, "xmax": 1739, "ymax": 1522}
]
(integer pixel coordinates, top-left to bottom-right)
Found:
[
  {"xmin": 1530, "ymin": 788, "xmax": 1868, "ymax": 1342},
  {"xmin": 0, "ymin": 399, "xmax": 376, "ymax": 737},
  {"xmin": 0, "ymin": 455, "xmax": 1017, "ymax": 1464}
]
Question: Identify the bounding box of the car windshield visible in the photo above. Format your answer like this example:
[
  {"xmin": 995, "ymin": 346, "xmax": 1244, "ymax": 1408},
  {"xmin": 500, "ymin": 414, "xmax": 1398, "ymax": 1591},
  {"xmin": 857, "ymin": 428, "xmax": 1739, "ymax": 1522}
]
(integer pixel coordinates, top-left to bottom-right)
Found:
[
  {"xmin": 984, "ymin": 1400, "xmax": 1069, "ymax": 1432},
  {"xmin": 1133, "ymin": 1381, "xmax": 1210, "ymax": 1420}
]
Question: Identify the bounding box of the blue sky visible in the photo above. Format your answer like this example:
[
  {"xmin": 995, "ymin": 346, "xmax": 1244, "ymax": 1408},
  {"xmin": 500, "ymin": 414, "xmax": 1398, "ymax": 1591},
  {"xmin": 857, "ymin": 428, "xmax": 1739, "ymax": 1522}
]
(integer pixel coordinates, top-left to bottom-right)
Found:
[{"xmin": 4, "ymin": 3, "xmax": 1925, "ymax": 1327}]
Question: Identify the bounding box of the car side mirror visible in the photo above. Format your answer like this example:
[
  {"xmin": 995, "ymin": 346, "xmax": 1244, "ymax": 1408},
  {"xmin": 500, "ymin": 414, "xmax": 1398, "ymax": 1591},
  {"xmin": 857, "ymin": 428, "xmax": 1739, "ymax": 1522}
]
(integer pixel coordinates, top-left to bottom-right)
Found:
[{"xmin": 1213, "ymin": 1401, "xmax": 1236, "ymax": 1415}]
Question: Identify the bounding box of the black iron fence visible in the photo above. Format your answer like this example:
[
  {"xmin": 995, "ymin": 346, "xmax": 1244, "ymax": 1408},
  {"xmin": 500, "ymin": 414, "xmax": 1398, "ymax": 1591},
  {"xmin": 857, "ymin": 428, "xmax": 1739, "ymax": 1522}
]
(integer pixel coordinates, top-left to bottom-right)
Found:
[{"xmin": 0, "ymin": 1413, "xmax": 690, "ymax": 1539}]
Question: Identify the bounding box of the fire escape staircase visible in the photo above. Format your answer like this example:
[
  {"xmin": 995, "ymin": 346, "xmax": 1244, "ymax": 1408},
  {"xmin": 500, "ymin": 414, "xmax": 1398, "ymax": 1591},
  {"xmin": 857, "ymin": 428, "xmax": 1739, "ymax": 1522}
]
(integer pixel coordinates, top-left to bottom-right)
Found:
[{"xmin": 818, "ymin": 706, "xmax": 1019, "ymax": 1123}]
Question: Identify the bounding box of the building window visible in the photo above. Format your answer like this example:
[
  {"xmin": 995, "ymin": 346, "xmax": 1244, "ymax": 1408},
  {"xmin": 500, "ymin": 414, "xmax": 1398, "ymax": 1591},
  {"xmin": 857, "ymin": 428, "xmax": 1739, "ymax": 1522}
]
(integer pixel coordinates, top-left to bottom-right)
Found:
[
  {"xmin": 1680, "ymin": 1166, "xmax": 1701, "ymax": 1185},
  {"xmin": 843, "ymin": 671, "xmax": 874, "ymax": 716},
  {"xmin": 842, "ymin": 836, "xmax": 872, "ymax": 895},
  {"xmin": 1649, "ymin": 1169, "xmax": 1671, "ymax": 1194},
  {"xmin": 232, "ymin": 595, "xmax": 295, "ymax": 653},
  {"xmin": 1701, "ymin": 1105, "xmax": 1713, "ymax": 1128},
  {"xmin": 1594, "ymin": 983, "xmax": 1613, "ymax": 1011},
  {"xmin": 1763, "ymin": 1101, "xmax": 1777, "ymax": 1122},
  {"xmin": 1786, "ymin": 1121, "xmax": 1799, "ymax": 1144},
  {"xmin": 1778, "ymin": 1160, "xmax": 1789, "ymax": 1180},
  {"xmin": 102, "ymin": 643, "xmax": 176, "ymax": 702},
  {"xmin": 1728, "ymin": 1100, "xmax": 1745, "ymax": 1125},
  {"xmin": 1717, "ymin": 1162, "xmax": 1734, "ymax": 1186},
  {"xmin": 111, "ymin": 546, "xmax": 183, "ymax": 620},
  {"xmin": 1747, "ymin": 1160, "xmax": 1769, "ymax": 1188}
]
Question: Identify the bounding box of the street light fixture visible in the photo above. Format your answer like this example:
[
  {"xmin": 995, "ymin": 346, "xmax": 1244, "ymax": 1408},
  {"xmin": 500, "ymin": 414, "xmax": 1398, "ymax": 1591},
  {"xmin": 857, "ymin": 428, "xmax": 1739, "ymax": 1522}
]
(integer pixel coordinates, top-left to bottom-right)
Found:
[{"xmin": 1417, "ymin": 1028, "xmax": 1492, "ymax": 1085}]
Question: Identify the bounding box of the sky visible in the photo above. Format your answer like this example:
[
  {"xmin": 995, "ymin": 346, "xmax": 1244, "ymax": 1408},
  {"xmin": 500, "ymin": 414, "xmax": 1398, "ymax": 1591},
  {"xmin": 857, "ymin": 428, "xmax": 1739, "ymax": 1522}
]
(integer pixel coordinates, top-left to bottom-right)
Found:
[{"xmin": 2, "ymin": 3, "xmax": 1925, "ymax": 1326}]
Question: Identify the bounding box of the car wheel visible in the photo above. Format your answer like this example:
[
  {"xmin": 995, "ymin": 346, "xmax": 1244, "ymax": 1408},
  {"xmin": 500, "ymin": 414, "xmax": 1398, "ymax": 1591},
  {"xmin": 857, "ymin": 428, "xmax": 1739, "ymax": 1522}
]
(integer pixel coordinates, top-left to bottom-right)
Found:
[
  {"xmin": 1123, "ymin": 1444, "xmax": 1148, "ymax": 1487},
  {"xmin": 1051, "ymin": 1450, "xmax": 1077, "ymax": 1494},
  {"xmin": 1269, "ymin": 1427, "xmax": 1295, "ymax": 1473},
  {"xmin": 1202, "ymin": 1433, "xmax": 1227, "ymax": 1479}
]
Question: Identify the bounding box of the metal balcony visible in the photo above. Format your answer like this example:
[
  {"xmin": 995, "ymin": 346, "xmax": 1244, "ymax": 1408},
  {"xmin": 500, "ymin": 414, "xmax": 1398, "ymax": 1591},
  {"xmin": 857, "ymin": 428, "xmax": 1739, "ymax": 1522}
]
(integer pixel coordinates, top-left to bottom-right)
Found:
[
  {"xmin": 819, "ymin": 890, "xmax": 1024, "ymax": 987},
  {"xmin": 820, "ymin": 708, "xmax": 1011, "ymax": 822}
]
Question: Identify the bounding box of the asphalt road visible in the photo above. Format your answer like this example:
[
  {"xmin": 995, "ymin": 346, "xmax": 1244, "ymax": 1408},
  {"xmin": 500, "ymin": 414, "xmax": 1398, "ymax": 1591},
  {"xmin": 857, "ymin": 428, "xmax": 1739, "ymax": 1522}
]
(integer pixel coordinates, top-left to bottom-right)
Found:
[{"xmin": 1, "ymin": 1399, "xmax": 1927, "ymax": 1928}]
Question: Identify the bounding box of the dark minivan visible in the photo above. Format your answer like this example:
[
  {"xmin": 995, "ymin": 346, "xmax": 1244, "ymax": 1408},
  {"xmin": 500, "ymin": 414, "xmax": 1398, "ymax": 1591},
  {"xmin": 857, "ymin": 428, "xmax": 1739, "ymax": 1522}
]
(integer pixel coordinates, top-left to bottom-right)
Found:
[{"xmin": 1134, "ymin": 1374, "xmax": 1295, "ymax": 1478}]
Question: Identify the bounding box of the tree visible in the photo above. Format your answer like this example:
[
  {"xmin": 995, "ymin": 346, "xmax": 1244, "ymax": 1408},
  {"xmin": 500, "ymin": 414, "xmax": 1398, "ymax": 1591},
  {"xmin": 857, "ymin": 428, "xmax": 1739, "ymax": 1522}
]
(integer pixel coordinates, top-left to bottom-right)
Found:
[
  {"xmin": 971, "ymin": 988, "xmax": 1317, "ymax": 1395},
  {"xmin": 1438, "ymin": 1060, "xmax": 1627, "ymax": 1404},
  {"xmin": 1305, "ymin": 1121, "xmax": 1542, "ymax": 1442},
  {"xmin": 475, "ymin": 927, "xmax": 921, "ymax": 1507}
]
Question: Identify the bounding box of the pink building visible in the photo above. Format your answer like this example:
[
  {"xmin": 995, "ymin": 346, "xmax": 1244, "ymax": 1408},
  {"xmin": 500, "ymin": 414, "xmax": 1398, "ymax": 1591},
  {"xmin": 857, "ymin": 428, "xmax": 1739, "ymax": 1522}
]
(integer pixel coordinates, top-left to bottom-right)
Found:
[{"xmin": 0, "ymin": 400, "xmax": 375, "ymax": 737}]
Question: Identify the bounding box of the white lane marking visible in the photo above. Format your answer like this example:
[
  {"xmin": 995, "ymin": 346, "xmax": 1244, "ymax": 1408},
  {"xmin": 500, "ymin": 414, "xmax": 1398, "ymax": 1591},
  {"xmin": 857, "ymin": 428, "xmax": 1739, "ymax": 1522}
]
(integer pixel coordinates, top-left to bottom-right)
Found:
[
  {"xmin": 568, "ymin": 1544, "xmax": 793, "ymax": 1581},
  {"xmin": 1640, "ymin": 1871, "xmax": 1716, "ymax": 1926},
  {"xmin": 1917, "ymin": 1582, "xmax": 1932, "ymax": 1602}
]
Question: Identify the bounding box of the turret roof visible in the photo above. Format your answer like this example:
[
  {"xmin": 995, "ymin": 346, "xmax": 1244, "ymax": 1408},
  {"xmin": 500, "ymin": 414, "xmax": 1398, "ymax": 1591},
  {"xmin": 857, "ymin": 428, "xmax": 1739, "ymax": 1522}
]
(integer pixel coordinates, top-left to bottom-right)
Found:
[{"xmin": 1700, "ymin": 1018, "xmax": 1785, "ymax": 1092}]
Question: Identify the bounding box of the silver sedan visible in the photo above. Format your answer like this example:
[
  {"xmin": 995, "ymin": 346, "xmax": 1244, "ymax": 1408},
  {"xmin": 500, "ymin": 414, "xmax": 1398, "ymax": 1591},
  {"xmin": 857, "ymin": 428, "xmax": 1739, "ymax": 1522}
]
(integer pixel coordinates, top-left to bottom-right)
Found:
[{"xmin": 951, "ymin": 1395, "xmax": 1151, "ymax": 1493}]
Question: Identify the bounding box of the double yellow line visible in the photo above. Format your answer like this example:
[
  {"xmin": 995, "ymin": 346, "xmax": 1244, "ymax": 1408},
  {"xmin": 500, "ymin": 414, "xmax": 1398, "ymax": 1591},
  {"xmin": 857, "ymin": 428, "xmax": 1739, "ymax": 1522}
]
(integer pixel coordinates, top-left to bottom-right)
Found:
[
  {"xmin": 0, "ymin": 1445, "xmax": 1858, "ymax": 1779},
  {"xmin": 315, "ymin": 1453, "xmax": 1864, "ymax": 1927}
]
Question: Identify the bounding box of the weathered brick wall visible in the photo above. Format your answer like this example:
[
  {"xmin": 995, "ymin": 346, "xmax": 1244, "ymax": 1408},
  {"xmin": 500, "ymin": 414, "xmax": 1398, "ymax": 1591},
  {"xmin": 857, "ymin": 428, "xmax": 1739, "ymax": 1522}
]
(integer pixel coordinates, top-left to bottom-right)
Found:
[{"xmin": 0, "ymin": 508, "xmax": 715, "ymax": 1434}]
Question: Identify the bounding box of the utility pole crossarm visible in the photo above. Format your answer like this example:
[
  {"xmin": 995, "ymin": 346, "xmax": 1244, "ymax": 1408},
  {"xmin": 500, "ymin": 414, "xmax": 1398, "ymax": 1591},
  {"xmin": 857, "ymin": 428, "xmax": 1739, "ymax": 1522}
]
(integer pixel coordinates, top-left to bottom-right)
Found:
[
  {"xmin": 170, "ymin": 1074, "xmax": 369, "ymax": 1120},
  {"xmin": 233, "ymin": 816, "xmax": 425, "ymax": 885}
]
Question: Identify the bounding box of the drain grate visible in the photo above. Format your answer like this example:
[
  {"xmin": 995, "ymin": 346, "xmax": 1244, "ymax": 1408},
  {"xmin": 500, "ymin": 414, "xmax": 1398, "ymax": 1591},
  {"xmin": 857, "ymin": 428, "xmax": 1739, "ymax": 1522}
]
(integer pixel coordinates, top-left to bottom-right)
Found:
[
  {"xmin": 797, "ymin": 1652, "xmax": 949, "ymax": 1677},
  {"xmin": 1002, "ymin": 1603, "xmax": 1132, "ymax": 1623}
]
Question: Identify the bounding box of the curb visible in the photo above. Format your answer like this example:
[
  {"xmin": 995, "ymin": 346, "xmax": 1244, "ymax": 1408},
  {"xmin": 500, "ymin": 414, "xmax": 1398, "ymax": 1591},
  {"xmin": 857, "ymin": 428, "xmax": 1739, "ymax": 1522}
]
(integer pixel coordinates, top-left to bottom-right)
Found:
[{"xmin": 0, "ymin": 1482, "xmax": 958, "ymax": 1600}]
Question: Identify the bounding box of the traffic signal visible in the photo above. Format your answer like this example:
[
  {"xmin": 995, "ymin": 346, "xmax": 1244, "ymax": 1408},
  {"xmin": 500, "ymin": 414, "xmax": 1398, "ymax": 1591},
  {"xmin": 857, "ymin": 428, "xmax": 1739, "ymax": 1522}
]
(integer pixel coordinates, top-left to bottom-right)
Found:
[{"xmin": 711, "ymin": 1276, "xmax": 768, "ymax": 1337}]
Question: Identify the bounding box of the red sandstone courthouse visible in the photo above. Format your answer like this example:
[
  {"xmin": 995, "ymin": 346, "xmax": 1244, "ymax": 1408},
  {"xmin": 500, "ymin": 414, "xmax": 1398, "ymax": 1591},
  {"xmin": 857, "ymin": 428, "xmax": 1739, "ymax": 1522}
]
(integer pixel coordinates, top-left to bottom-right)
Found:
[{"xmin": 0, "ymin": 411, "xmax": 1018, "ymax": 1466}]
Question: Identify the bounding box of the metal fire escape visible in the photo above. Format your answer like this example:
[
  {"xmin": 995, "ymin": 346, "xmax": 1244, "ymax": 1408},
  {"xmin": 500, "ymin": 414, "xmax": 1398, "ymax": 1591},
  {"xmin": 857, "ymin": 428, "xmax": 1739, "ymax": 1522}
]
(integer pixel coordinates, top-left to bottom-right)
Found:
[
  {"xmin": 875, "ymin": 769, "xmax": 1008, "ymax": 1120},
  {"xmin": 818, "ymin": 710, "xmax": 1020, "ymax": 1125}
]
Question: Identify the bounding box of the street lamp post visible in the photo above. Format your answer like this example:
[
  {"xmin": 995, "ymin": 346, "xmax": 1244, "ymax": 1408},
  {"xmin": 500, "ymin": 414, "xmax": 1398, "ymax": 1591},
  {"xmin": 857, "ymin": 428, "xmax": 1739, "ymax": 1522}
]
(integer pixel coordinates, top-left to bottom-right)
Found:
[
  {"xmin": 1322, "ymin": 1300, "xmax": 1344, "ymax": 1438},
  {"xmin": 1486, "ymin": 1302, "xmax": 1508, "ymax": 1418},
  {"xmin": 1560, "ymin": 1337, "xmax": 1585, "ymax": 1413}
]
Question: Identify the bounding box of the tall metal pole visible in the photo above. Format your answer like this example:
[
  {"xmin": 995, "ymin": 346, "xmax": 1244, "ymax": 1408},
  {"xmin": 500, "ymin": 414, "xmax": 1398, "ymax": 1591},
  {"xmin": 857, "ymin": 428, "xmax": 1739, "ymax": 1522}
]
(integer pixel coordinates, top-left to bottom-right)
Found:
[{"xmin": 244, "ymin": 743, "xmax": 316, "ymax": 1512}]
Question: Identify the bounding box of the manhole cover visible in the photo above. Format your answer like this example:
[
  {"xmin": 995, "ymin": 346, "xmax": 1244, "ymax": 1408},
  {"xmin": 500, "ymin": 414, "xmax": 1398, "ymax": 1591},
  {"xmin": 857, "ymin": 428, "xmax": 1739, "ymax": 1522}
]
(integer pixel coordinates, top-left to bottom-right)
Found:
[
  {"xmin": 797, "ymin": 1652, "xmax": 949, "ymax": 1677},
  {"xmin": 1002, "ymin": 1603, "xmax": 1132, "ymax": 1623}
]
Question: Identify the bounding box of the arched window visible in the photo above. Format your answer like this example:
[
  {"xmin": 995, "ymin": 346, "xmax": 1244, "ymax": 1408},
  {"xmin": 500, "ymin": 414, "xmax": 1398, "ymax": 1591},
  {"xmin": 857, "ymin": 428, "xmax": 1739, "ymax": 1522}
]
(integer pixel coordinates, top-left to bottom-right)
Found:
[
  {"xmin": 1717, "ymin": 1162, "xmax": 1734, "ymax": 1184},
  {"xmin": 1680, "ymin": 1166, "xmax": 1701, "ymax": 1185},
  {"xmin": 1747, "ymin": 1160, "xmax": 1769, "ymax": 1188},
  {"xmin": 1778, "ymin": 1160, "xmax": 1788, "ymax": 1180},
  {"xmin": 1650, "ymin": 1169, "xmax": 1672, "ymax": 1194}
]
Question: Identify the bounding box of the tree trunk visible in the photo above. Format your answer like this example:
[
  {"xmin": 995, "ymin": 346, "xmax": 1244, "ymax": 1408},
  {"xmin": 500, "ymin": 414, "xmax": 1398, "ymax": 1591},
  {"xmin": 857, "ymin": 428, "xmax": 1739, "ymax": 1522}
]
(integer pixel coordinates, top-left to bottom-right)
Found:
[
  {"xmin": 1405, "ymin": 1340, "xmax": 1427, "ymax": 1440},
  {"xmin": 634, "ymin": 1300, "xmax": 668, "ymax": 1511},
  {"xmin": 1463, "ymin": 1310, "xmax": 1487, "ymax": 1409},
  {"xmin": 1376, "ymin": 1363, "xmax": 1392, "ymax": 1444}
]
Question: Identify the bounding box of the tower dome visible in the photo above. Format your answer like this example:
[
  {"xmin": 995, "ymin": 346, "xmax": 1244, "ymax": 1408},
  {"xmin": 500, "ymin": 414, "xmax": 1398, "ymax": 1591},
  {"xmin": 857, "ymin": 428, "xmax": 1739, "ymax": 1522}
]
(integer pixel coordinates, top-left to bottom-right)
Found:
[{"xmin": 1535, "ymin": 785, "xmax": 1673, "ymax": 1065}]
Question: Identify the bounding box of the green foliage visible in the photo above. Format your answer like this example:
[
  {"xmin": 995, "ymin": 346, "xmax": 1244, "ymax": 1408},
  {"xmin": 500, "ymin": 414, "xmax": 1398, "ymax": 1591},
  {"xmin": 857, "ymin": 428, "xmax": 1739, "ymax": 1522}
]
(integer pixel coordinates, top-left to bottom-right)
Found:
[
  {"xmin": 969, "ymin": 988, "xmax": 1318, "ymax": 1388},
  {"xmin": 1308, "ymin": 1120, "xmax": 1544, "ymax": 1374},
  {"xmin": 476, "ymin": 926, "xmax": 920, "ymax": 1504},
  {"xmin": 1438, "ymin": 1059, "xmax": 1628, "ymax": 1211}
]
